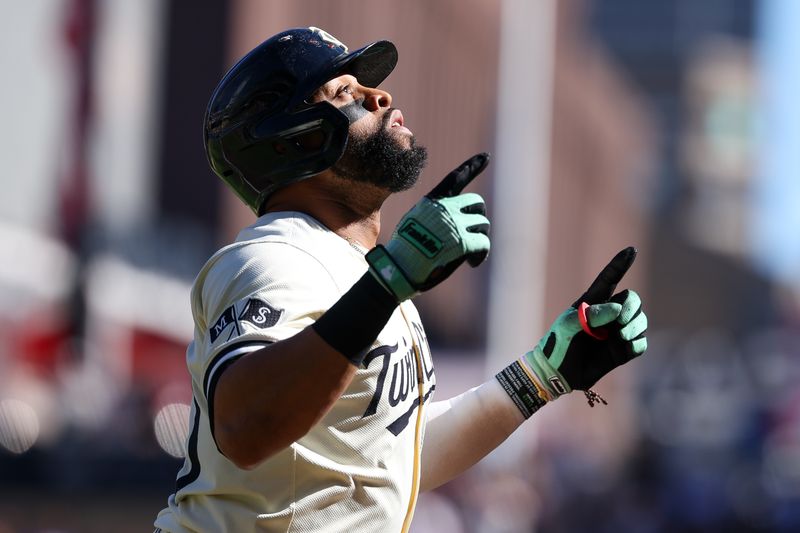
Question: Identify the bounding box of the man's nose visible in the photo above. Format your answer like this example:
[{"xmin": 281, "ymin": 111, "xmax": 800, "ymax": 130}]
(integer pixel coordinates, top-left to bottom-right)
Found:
[{"xmin": 362, "ymin": 87, "xmax": 392, "ymax": 111}]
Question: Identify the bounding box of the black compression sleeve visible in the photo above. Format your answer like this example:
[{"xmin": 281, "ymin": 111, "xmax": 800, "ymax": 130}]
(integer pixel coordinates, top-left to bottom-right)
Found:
[{"xmin": 312, "ymin": 272, "xmax": 398, "ymax": 366}]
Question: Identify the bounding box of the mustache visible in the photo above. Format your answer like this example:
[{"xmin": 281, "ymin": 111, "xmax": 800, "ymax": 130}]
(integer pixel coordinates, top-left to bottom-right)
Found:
[{"xmin": 381, "ymin": 108, "xmax": 398, "ymax": 129}]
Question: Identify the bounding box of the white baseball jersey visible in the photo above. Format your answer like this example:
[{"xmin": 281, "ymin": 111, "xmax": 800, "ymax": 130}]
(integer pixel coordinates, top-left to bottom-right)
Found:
[{"xmin": 154, "ymin": 212, "xmax": 436, "ymax": 533}]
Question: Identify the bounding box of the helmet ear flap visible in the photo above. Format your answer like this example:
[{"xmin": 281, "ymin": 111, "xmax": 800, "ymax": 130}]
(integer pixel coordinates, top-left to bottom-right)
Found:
[
  {"xmin": 221, "ymin": 101, "xmax": 350, "ymax": 214},
  {"xmin": 272, "ymin": 140, "xmax": 289, "ymax": 155}
]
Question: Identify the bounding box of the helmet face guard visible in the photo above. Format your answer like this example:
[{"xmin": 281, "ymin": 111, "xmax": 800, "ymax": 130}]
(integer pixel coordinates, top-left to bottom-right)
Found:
[{"xmin": 204, "ymin": 27, "xmax": 398, "ymax": 214}]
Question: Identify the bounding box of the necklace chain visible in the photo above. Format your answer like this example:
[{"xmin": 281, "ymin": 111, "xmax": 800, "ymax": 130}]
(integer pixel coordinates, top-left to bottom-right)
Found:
[{"xmin": 344, "ymin": 236, "xmax": 367, "ymax": 255}]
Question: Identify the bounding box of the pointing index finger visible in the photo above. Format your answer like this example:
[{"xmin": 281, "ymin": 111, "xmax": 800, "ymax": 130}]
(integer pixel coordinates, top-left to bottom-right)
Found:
[
  {"xmin": 427, "ymin": 153, "xmax": 490, "ymax": 200},
  {"xmin": 573, "ymin": 246, "xmax": 637, "ymax": 307}
]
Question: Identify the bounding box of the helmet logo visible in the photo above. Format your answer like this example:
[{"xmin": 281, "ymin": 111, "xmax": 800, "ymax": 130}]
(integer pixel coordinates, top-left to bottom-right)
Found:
[{"xmin": 309, "ymin": 26, "xmax": 348, "ymax": 52}]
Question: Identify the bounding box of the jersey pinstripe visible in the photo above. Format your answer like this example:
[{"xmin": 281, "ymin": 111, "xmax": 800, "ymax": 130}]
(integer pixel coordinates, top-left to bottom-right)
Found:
[{"xmin": 154, "ymin": 212, "xmax": 436, "ymax": 533}]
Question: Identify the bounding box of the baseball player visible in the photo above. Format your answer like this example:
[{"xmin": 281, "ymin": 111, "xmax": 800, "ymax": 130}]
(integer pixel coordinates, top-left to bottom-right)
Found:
[{"xmin": 154, "ymin": 27, "xmax": 648, "ymax": 533}]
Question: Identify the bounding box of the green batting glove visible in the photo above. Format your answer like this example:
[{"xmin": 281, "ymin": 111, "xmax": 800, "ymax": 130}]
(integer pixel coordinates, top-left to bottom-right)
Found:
[
  {"xmin": 366, "ymin": 153, "xmax": 491, "ymax": 302},
  {"xmin": 496, "ymin": 248, "xmax": 648, "ymax": 417},
  {"xmin": 531, "ymin": 247, "xmax": 648, "ymax": 396},
  {"xmin": 523, "ymin": 301, "xmax": 626, "ymax": 398}
]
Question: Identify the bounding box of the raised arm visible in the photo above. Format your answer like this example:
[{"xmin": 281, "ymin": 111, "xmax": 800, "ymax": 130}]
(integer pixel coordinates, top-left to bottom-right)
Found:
[{"xmin": 420, "ymin": 248, "xmax": 648, "ymax": 491}]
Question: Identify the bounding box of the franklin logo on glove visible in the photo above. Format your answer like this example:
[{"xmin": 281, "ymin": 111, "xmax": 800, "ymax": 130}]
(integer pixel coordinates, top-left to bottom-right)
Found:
[{"xmin": 398, "ymin": 219, "xmax": 443, "ymax": 258}]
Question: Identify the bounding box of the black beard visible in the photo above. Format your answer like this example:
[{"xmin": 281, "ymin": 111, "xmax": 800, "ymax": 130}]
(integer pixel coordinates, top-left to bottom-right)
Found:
[{"xmin": 332, "ymin": 123, "xmax": 428, "ymax": 192}]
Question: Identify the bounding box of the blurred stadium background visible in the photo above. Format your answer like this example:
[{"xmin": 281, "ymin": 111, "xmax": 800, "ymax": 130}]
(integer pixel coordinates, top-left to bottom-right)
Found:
[{"xmin": 2, "ymin": 0, "xmax": 800, "ymax": 531}]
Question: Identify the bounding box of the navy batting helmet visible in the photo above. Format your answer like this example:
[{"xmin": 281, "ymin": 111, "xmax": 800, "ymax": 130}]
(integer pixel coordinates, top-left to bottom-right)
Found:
[{"xmin": 204, "ymin": 27, "xmax": 398, "ymax": 214}]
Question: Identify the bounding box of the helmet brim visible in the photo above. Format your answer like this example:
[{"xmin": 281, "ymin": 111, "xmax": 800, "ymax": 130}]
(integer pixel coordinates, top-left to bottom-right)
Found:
[
  {"xmin": 337, "ymin": 40, "xmax": 398, "ymax": 88},
  {"xmin": 292, "ymin": 40, "xmax": 398, "ymax": 107}
]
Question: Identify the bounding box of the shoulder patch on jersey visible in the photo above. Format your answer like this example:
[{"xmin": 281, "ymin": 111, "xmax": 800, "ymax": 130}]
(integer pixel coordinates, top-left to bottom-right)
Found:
[
  {"xmin": 239, "ymin": 298, "xmax": 282, "ymax": 330},
  {"xmin": 209, "ymin": 305, "xmax": 238, "ymax": 343},
  {"xmin": 208, "ymin": 299, "xmax": 283, "ymax": 343}
]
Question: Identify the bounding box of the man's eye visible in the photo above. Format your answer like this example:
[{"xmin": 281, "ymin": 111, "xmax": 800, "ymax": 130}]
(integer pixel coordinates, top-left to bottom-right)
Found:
[{"xmin": 337, "ymin": 85, "xmax": 353, "ymax": 97}]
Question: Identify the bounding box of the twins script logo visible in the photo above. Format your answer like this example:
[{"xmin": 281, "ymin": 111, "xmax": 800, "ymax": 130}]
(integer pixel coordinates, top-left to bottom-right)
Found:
[{"xmin": 361, "ymin": 320, "xmax": 436, "ymax": 436}]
